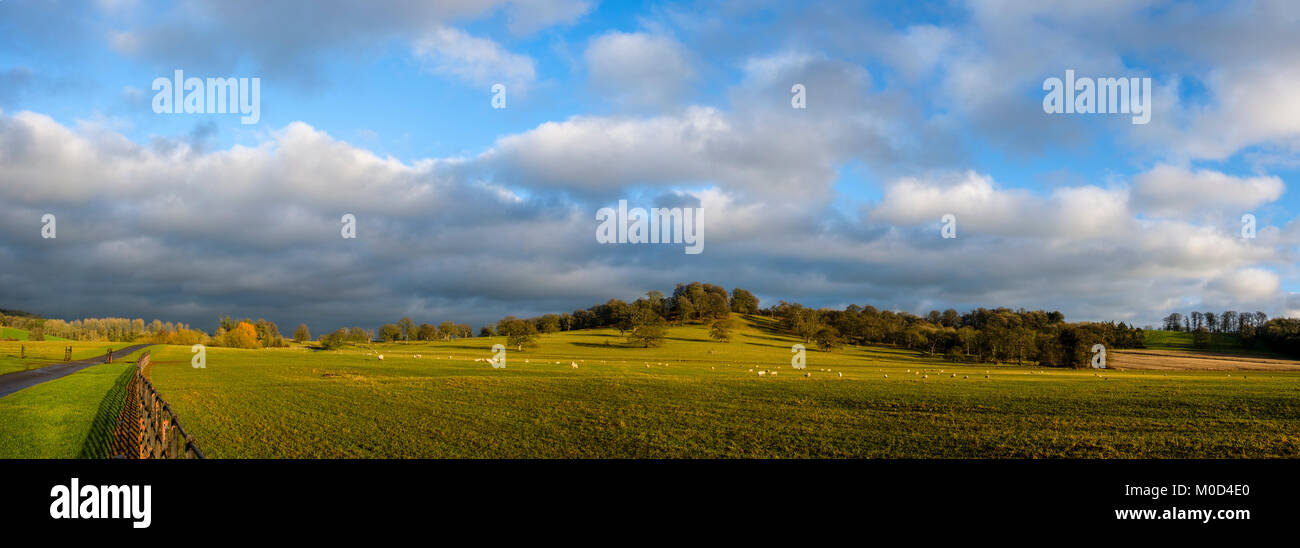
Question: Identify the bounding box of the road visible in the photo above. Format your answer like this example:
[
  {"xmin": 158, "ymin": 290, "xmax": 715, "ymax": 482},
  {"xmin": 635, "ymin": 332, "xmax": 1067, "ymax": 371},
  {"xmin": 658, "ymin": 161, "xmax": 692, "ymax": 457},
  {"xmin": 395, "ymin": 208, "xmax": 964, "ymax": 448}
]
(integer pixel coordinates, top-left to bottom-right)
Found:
[{"xmin": 0, "ymin": 344, "xmax": 153, "ymax": 398}]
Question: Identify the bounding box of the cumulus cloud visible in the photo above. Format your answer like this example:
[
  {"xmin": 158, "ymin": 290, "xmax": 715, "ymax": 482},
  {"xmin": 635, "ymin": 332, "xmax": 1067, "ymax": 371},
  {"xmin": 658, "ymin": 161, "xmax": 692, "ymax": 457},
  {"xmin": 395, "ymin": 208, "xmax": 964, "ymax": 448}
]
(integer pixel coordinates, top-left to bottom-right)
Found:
[
  {"xmin": 1132, "ymin": 164, "xmax": 1286, "ymax": 217},
  {"xmin": 413, "ymin": 26, "xmax": 537, "ymax": 91},
  {"xmin": 585, "ymin": 31, "xmax": 696, "ymax": 108}
]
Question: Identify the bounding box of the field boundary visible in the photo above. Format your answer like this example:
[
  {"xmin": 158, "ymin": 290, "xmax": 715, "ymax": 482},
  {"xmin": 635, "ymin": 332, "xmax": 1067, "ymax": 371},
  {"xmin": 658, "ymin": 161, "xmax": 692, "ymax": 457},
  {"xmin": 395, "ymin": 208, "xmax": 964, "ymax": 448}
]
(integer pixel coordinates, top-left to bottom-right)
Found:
[{"xmin": 118, "ymin": 352, "xmax": 205, "ymax": 459}]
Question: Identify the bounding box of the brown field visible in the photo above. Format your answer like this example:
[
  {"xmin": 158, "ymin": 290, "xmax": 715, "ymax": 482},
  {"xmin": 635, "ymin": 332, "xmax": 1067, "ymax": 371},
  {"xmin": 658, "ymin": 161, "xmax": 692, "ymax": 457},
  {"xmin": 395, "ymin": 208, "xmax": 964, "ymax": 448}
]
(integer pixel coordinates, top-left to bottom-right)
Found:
[{"xmin": 1109, "ymin": 349, "xmax": 1300, "ymax": 371}]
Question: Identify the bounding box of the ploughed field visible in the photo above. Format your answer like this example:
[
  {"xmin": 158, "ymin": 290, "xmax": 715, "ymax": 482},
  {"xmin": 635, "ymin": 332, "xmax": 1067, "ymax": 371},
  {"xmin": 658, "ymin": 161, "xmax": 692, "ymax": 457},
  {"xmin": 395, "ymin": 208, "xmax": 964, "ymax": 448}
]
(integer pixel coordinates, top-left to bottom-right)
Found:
[{"xmin": 131, "ymin": 319, "xmax": 1300, "ymax": 458}]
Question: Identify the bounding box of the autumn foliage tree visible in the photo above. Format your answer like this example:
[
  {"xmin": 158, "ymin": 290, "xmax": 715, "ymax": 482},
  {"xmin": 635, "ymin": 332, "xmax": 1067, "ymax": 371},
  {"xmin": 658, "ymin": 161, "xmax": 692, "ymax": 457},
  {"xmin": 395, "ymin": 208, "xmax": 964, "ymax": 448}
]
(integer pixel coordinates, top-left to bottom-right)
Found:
[{"xmin": 222, "ymin": 321, "xmax": 259, "ymax": 349}]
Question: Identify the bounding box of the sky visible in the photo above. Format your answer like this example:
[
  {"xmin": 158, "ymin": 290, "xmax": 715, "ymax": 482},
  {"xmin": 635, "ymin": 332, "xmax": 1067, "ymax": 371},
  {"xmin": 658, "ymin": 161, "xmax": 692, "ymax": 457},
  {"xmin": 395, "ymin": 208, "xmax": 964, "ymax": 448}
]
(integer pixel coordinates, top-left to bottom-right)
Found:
[{"xmin": 2, "ymin": 0, "xmax": 1300, "ymax": 333}]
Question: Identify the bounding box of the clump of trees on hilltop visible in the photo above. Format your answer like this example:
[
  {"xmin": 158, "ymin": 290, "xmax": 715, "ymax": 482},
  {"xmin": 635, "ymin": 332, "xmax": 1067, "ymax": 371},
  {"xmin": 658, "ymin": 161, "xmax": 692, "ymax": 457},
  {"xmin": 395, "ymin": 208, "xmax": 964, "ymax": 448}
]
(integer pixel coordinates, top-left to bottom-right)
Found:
[
  {"xmin": 487, "ymin": 283, "xmax": 760, "ymax": 350},
  {"xmin": 768, "ymin": 303, "xmax": 1144, "ymax": 367},
  {"xmin": 1161, "ymin": 310, "xmax": 1300, "ymax": 358}
]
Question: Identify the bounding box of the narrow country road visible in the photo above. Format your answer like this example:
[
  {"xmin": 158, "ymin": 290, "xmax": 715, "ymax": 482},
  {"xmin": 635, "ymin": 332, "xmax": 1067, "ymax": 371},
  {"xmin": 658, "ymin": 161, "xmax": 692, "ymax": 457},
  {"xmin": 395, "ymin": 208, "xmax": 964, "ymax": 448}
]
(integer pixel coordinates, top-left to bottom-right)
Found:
[{"xmin": 0, "ymin": 344, "xmax": 153, "ymax": 398}]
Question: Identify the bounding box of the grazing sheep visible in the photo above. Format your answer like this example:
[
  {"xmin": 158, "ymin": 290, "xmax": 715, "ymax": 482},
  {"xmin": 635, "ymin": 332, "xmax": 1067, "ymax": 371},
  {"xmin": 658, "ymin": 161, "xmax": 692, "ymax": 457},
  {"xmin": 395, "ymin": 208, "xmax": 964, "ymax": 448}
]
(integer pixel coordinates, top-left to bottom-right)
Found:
[
  {"xmin": 838, "ymin": 372, "xmax": 843, "ymax": 377},
  {"xmin": 771, "ymin": 371, "xmax": 778, "ymax": 377},
  {"xmin": 963, "ymin": 376, "xmax": 968, "ymax": 379},
  {"xmin": 377, "ymin": 354, "xmax": 384, "ymax": 361},
  {"xmin": 985, "ymin": 375, "xmax": 990, "ymax": 379},
  {"xmin": 571, "ymin": 362, "xmax": 578, "ymax": 369},
  {"xmin": 883, "ymin": 374, "xmax": 888, "ymax": 378},
  {"xmin": 804, "ymin": 373, "xmax": 810, "ymax": 378},
  {"xmin": 922, "ymin": 374, "xmax": 928, "ymax": 379},
  {"xmin": 950, "ymin": 374, "xmax": 956, "ymax": 378},
  {"xmin": 758, "ymin": 371, "xmax": 767, "ymax": 376}
]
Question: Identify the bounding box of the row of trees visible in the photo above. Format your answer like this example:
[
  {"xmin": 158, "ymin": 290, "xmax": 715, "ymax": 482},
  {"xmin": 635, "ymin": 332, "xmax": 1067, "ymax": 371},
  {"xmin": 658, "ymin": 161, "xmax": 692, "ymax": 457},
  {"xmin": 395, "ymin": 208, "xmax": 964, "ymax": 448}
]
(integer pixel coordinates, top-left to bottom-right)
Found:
[
  {"xmin": 373, "ymin": 318, "xmax": 474, "ymax": 343},
  {"xmin": 1161, "ymin": 311, "xmax": 1268, "ymax": 335},
  {"xmin": 768, "ymin": 303, "xmax": 1144, "ymax": 367},
  {"xmin": 488, "ymin": 283, "xmax": 759, "ymax": 345},
  {"xmin": 486, "ymin": 283, "xmax": 759, "ymax": 350}
]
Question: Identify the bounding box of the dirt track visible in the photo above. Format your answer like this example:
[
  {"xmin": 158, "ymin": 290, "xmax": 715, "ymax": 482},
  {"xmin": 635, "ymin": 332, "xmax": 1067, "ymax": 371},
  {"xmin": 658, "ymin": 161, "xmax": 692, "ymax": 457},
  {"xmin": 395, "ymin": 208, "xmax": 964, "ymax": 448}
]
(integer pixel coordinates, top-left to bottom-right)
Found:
[{"xmin": 1109, "ymin": 349, "xmax": 1300, "ymax": 371}]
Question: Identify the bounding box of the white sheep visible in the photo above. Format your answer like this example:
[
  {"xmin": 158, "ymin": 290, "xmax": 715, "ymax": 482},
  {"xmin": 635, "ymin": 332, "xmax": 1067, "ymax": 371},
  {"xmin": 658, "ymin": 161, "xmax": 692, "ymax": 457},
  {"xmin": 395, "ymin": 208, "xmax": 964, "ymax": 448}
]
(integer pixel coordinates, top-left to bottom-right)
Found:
[
  {"xmin": 377, "ymin": 354, "xmax": 384, "ymax": 361},
  {"xmin": 758, "ymin": 370, "xmax": 767, "ymax": 376},
  {"xmin": 571, "ymin": 362, "xmax": 578, "ymax": 369}
]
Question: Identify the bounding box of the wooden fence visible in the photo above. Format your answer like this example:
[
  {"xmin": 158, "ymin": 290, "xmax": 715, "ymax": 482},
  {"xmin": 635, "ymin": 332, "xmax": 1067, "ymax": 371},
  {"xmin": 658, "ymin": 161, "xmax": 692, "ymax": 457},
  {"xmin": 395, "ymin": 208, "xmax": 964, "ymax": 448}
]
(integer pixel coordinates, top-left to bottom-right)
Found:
[{"xmin": 134, "ymin": 352, "xmax": 205, "ymax": 459}]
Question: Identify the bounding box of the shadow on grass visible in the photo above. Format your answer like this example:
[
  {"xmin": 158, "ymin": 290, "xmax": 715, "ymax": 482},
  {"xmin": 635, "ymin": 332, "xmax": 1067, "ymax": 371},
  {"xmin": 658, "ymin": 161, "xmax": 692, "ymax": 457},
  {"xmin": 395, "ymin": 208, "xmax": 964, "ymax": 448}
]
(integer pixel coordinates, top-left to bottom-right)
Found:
[{"xmin": 77, "ymin": 365, "xmax": 134, "ymax": 459}]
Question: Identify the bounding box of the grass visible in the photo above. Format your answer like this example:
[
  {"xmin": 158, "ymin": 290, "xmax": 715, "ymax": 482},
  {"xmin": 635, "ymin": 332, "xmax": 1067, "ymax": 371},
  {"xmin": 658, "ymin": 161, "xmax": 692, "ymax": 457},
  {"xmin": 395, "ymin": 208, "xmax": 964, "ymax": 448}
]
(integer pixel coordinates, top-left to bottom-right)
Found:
[
  {"xmin": 0, "ymin": 326, "xmax": 71, "ymax": 341},
  {"xmin": 0, "ymin": 341, "xmax": 144, "ymax": 376},
  {"xmin": 128, "ymin": 317, "xmax": 1300, "ymax": 459},
  {"xmin": 0, "ymin": 346, "xmax": 150, "ymax": 458},
  {"xmin": 1141, "ymin": 329, "xmax": 1281, "ymax": 355}
]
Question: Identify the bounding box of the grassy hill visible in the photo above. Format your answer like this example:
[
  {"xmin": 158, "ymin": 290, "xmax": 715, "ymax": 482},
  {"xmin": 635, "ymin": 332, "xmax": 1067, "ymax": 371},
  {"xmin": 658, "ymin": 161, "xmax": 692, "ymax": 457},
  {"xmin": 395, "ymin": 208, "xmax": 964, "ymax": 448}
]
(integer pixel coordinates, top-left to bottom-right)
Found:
[
  {"xmin": 1143, "ymin": 329, "xmax": 1279, "ymax": 356},
  {"xmin": 125, "ymin": 316, "xmax": 1300, "ymax": 458},
  {"xmin": 0, "ymin": 326, "xmax": 71, "ymax": 342}
]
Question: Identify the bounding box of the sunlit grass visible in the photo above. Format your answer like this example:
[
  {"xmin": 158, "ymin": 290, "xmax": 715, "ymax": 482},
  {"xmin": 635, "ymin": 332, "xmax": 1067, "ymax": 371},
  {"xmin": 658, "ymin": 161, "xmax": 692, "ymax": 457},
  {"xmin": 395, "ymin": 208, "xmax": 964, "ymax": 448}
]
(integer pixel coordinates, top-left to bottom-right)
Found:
[{"xmin": 135, "ymin": 318, "xmax": 1300, "ymax": 458}]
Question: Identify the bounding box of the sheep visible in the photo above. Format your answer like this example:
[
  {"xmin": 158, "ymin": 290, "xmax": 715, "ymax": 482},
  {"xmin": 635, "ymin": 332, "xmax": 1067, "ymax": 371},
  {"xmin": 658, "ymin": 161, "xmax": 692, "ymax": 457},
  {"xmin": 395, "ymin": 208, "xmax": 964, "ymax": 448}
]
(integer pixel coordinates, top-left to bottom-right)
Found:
[
  {"xmin": 758, "ymin": 370, "xmax": 767, "ymax": 376},
  {"xmin": 570, "ymin": 362, "xmax": 579, "ymax": 369},
  {"xmin": 883, "ymin": 374, "xmax": 888, "ymax": 378},
  {"xmin": 922, "ymin": 374, "xmax": 928, "ymax": 379},
  {"xmin": 985, "ymin": 375, "xmax": 990, "ymax": 379},
  {"xmin": 838, "ymin": 372, "xmax": 843, "ymax": 377},
  {"xmin": 963, "ymin": 376, "xmax": 968, "ymax": 379},
  {"xmin": 804, "ymin": 372, "xmax": 811, "ymax": 378},
  {"xmin": 377, "ymin": 354, "xmax": 384, "ymax": 361},
  {"xmin": 771, "ymin": 371, "xmax": 778, "ymax": 377},
  {"xmin": 950, "ymin": 374, "xmax": 956, "ymax": 378}
]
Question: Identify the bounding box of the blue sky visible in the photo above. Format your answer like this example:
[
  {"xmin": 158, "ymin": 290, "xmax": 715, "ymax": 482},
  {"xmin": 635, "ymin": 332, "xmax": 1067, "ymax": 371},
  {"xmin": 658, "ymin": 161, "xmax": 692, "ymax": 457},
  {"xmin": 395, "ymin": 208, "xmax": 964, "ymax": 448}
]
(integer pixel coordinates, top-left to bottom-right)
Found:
[{"xmin": 2, "ymin": 0, "xmax": 1299, "ymax": 332}]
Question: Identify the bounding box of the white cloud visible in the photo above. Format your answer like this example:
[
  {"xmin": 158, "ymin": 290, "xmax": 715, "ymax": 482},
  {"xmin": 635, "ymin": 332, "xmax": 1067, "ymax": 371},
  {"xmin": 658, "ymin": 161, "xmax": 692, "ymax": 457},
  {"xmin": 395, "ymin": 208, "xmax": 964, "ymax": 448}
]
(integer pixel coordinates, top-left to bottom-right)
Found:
[
  {"xmin": 506, "ymin": 0, "xmax": 593, "ymax": 35},
  {"xmin": 585, "ymin": 31, "xmax": 695, "ymax": 108},
  {"xmin": 1133, "ymin": 164, "xmax": 1285, "ymax": 217},
  {"xmin": 413, "ymin": 26, "xmax": 536, "ymax": 91}
]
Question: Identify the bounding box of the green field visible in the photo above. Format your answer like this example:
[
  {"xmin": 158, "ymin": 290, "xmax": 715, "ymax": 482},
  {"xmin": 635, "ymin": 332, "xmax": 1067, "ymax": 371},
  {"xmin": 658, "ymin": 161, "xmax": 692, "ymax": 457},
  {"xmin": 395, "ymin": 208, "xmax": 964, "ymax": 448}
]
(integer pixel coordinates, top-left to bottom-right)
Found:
[
  {"xmin": 0, "ymin": 340, "xmax": 144, "ymax": 376},
  {"xmin": 0, "ymin": 326, "xmax": 71, "ymax": 342},
  {"xmin": 1142, "ymin": 329, "xmax": 1279, "ymax": 356},
  {"xmin": 116, "ymin": 317, "xmax": 1300, "ymax": 458},
  {"xmin": 0, "ymin": 346, "xmax": 151, "ymax": 458}
]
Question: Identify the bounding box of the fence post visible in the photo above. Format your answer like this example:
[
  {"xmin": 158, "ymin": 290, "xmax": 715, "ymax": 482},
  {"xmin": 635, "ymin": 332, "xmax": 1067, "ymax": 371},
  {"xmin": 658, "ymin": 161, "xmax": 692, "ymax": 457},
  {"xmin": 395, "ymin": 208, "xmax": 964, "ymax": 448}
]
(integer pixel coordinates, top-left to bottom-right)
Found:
[{"xmin": 106, "ymin": 347, "xmax": 113, "ymax": 364}]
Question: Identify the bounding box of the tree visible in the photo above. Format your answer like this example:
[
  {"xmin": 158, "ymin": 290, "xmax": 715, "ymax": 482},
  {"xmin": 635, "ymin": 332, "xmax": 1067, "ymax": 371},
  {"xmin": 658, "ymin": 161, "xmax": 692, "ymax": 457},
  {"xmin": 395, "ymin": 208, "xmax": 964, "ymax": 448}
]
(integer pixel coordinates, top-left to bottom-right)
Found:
[
  {"xmin": 627, "ymin": 307, "xmax": 667, "ymax": 348},
  {"xmin": 1193, "ymin": 326, "xmax": 1211, "ymax": 348},
  {"xmin": 439, "ymin": 321, "xmax": 457, "ymax": 340},
  {"xmin": 293, "ymin": 323, "xmax": 311, "ymax": 343},
  {"xmin": 378, "ymin": 324, "xmax": 402, "ymax": 342},
  {"xmin": 708, "ymin": 318, "xmax": 736, "ymax": 342},
  {"xmin": 814, "ymin": 325, "xmax": 841, "ymax": 351},
  {"xmin": 397, "ymin": 317, "xmax": 415, "ymax": 342},
  {"xmin": 222, "ymin": 322, "xmax": 259, "ymax": 349},
  {"xmin": 416, "ymin": 323, "xmax": 439, "ymax": 341},
  {"xmin": 499, "ymin": 318, "xmax": 538, "ymax": 350},
  {"xmin": 538, "ymin": 314, "xmax": 561, "ymax": 334},
  {"xmin": 479, "ymin": 325, "xmax": 496, "ymax": 337},
  {"xmin": 319, "ymin": 329, "xmax": 348, "ymax": 350}
]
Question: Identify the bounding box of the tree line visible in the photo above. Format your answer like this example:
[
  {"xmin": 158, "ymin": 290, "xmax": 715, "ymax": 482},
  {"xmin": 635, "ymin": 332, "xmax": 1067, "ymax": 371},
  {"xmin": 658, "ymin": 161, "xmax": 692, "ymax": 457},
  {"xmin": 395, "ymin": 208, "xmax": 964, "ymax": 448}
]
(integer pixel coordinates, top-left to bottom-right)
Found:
[
  {"xmin": 1160, "ymin": 310, "xmax": 1300, "ymax": 358},
  {"xmin": 766, "ymin": 302, "xmax": 1144, "ymax": 367},
  {"xmin": 486, "ymin": 283, "xmax": 760, "ymax": 350}
]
